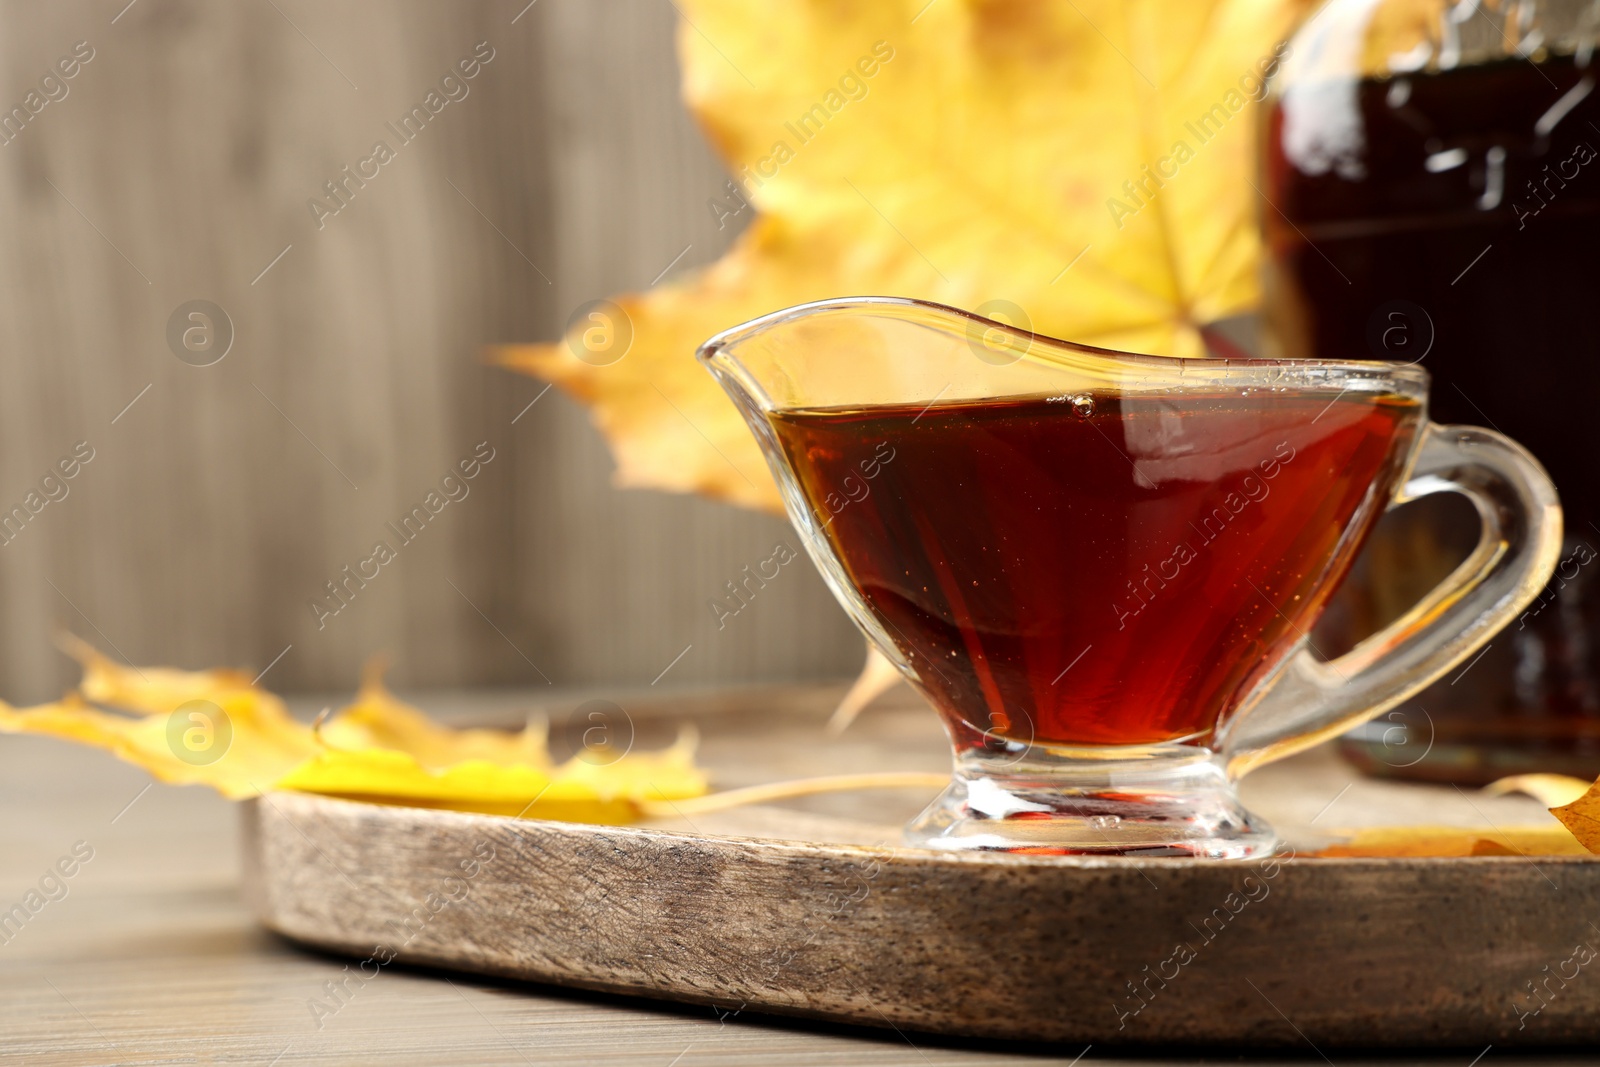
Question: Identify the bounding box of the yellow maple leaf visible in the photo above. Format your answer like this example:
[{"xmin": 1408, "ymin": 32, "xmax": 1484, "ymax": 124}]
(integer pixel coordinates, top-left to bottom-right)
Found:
[
  {"xmin": 0, "ymin": 644, "xmax": 706, "ymax": 820},
  {"xmin": 0, "ymin": 640, "xmax": 319, "ymax": 800},
  {"xmin": 276, "ymin": 733, "xmax": 705, "ymax": 825},
  {"xmin": 499, "ymin": 0, "xmax": 1314, "ymax": 509},
  {"xmin": 1484, "ymin": 773, "xmax": 1592, "ymax": 809},
  {"xmin": 1550, "ymin": 781, "xmax": 1600, "ymax": 854},
  {"xmin": 315, "ymin": 659, "xmax": 551, "ymax": 771},
  {"xmin": 1307, "ymin": 774, "xmax": 1600, "ymax": 857},
  {"xmin": 1312, "ymin": 825, "xmax": 1589, "ymax": 859}
]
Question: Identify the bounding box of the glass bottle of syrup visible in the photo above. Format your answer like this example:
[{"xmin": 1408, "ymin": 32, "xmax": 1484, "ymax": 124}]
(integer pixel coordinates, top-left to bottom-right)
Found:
[{"xmin": 1262, "ymin": 0, "xmax": 1600, "ymax": 782}]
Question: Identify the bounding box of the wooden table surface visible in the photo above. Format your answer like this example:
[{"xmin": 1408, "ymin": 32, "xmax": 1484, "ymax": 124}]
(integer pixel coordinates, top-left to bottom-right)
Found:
[{"xmin": 1, "ymin": 681, "xmax": 1592, "ymax": 1066}]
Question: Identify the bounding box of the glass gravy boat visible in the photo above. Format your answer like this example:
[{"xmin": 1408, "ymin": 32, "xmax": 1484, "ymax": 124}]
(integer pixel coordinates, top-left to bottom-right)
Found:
[{"xmin": 698, "ymin": 297, "xmax": 1561, "ymax": 857}]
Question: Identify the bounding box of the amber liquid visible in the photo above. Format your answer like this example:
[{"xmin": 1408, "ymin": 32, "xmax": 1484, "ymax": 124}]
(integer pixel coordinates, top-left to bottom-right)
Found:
[
  {"xmin": 771, "ymin": 391, "xmax": 1421, "ymax": 749},
  {"xmin": 1264, "ymin": 56, "xmax": 1600, "ymax": 776}
]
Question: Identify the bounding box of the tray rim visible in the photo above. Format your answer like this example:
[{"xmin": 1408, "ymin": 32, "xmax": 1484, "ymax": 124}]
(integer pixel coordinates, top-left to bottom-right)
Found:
[{"xmin": 255, "ymin": 789, "xmax": 1600, "ymax": 869}]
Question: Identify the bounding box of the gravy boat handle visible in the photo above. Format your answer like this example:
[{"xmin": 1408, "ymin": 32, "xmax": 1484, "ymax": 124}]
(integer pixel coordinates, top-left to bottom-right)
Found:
[{"xmin": 1221, "ymin": 423, "xmax": 1563, "ymax": 777}]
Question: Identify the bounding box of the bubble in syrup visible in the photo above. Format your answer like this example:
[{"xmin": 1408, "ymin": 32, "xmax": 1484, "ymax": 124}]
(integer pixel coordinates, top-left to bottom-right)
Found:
[{"xmin": 1070, "ymin": 394, "xmax": 1096, "ymax": 418}]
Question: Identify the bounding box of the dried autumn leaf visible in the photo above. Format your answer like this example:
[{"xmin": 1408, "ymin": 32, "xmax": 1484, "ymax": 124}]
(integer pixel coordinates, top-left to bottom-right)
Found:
[
  {"xmin": 0, "ymin": 693, "xmax": 317, "ymax": 800},
  {"xmin": 66, "ymin": 633, "xmax": 260, "ymax": 711},
  {"xmin": 277, "ymin": 733, "xmax": 705, "ymax": 825},
  {"xmin": 1311, "ymin": 775, "xmax": 1599, "ymax": 856},
  {"xmin": 500, "ymin": 0, "xmax": 1314, "ymax": 509},
  {"xmin": 1483, "ymin": 773, "xmax": 1592, "ymax": 809},
  {"xmin": 0, "ymin": 640, "xmax": 319, "ymax": 799},
  {"xmin": 1312, "ymin": 825, "xmax": 1589, "ymax": 858},
  {"xmin": 0, "ymin": 644, "xmax": 706, "ymax": 821},
  {"xmin": 316, "ymin": 659, "xmax": 550, "ymax": 770},
  {"xmin": 1550, "ymin": 781, "xmax": 1600, "ymax": 854},
  {"xmin": 825, "ymin": 642, "xmax": 903, "ymax": 736}
]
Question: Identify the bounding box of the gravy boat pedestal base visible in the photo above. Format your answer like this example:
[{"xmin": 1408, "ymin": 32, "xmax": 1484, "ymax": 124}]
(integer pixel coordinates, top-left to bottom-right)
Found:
[{"xmin": 907, "ymin": 744, "xmax": 1274, "ymax": 858}]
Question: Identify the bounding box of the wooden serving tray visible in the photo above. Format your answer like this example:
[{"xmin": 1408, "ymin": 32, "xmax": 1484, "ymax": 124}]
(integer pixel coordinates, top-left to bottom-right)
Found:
[{"xmin": 243, "ymin": 684, "xmax": 1600, "ymax": 1047}]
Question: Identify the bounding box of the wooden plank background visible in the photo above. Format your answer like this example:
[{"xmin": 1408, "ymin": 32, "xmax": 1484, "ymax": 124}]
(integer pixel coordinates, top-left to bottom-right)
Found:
[{"xmin": 0, "ymin": 0, "xmax": 864, "ymax": 702}]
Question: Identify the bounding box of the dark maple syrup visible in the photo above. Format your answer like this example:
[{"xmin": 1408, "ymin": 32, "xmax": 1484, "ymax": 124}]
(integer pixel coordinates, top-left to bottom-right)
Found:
[{"xmin": 770, "ymin": 391, "xmax": 1421, "ymax": 749}]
